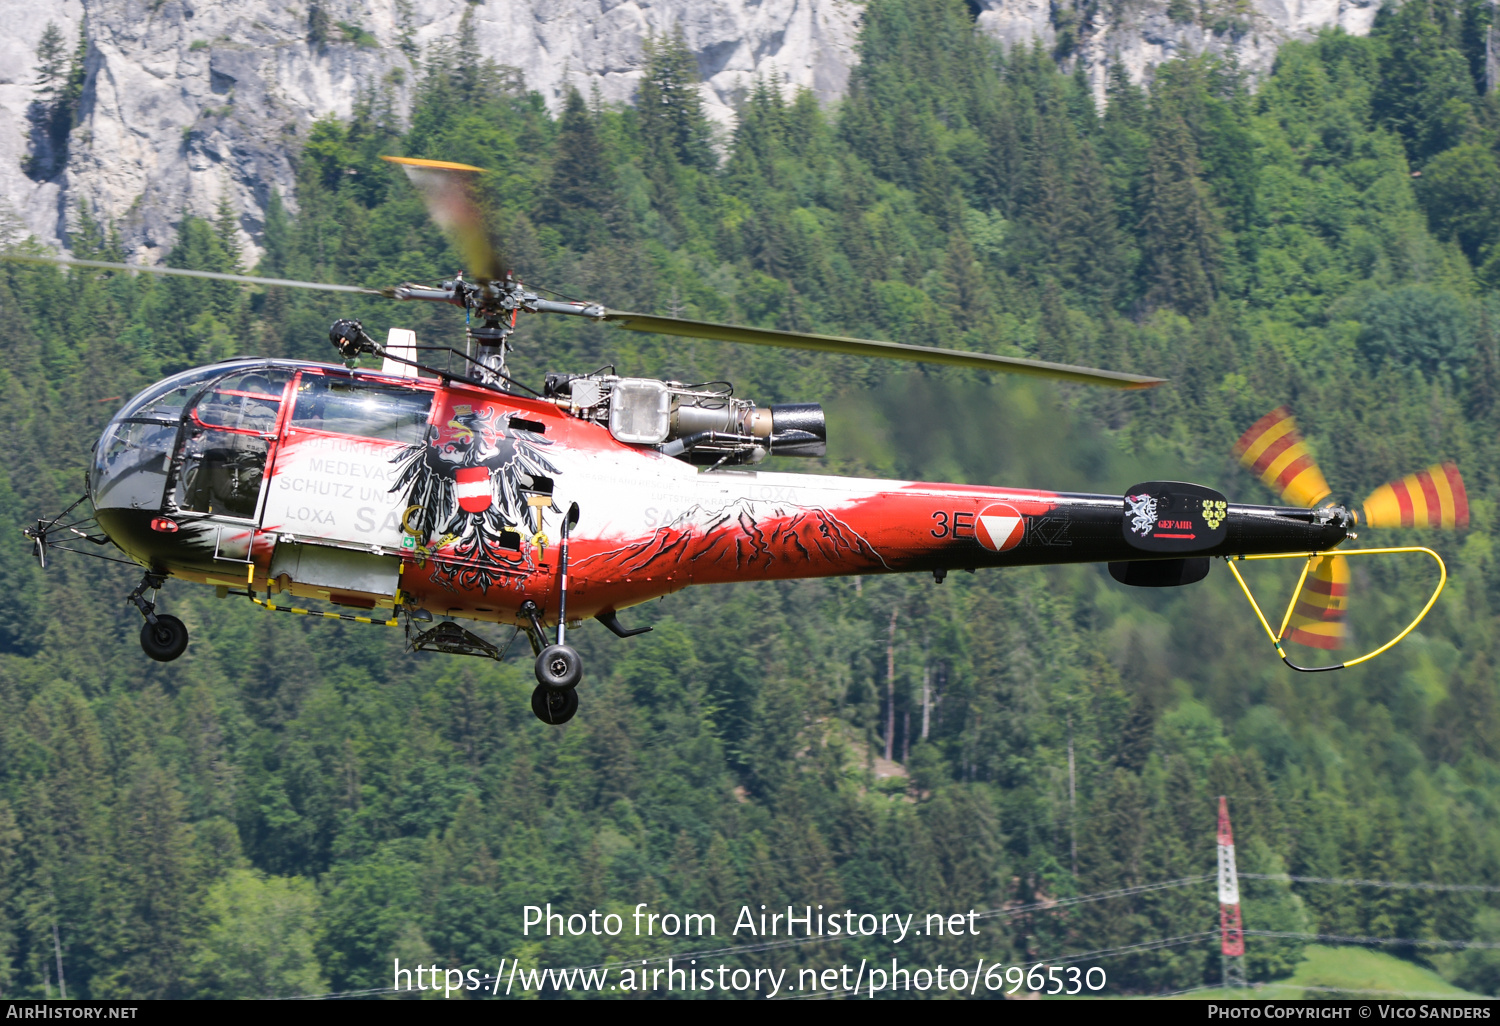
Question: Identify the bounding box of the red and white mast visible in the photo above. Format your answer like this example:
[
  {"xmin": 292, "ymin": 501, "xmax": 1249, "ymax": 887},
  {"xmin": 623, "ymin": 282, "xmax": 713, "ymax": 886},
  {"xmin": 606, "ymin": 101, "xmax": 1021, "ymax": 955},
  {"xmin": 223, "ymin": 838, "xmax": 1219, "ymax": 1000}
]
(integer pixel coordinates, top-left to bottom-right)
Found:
[{"xmin": 1217, "ymin": 796, "xmax": 1247, "ymax": 988}]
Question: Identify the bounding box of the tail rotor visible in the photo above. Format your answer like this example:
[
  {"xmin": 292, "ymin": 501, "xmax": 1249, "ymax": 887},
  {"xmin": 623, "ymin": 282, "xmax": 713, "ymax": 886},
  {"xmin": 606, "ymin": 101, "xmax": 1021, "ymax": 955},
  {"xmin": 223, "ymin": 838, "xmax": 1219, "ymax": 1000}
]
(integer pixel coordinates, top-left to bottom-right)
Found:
[{"xmin": 1234, "ymin": 407, "xmax": 1468, "ymax": 651}]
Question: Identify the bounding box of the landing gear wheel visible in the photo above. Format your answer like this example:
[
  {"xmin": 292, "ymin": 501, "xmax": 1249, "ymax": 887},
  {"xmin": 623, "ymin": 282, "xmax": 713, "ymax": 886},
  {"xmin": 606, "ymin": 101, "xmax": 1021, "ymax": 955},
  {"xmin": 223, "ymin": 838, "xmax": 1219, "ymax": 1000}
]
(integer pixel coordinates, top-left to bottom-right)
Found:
[
  {"xmin": 140, "ymin": 615, "xmax": 188, "ymax": 662},
  {"xmin": 534, "ymin": 644, "xmax": 582, "ymax": 691},
  {"xmin": 531, "ymin": 684, "xmax": 578, "ymax": 725}
]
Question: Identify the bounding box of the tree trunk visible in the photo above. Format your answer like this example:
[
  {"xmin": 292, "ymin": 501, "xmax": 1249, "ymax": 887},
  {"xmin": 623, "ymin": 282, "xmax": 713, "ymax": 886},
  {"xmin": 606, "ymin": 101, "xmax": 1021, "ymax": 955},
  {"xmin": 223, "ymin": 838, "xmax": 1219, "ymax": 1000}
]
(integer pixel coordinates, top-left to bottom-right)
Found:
[
  {"xmin": 885, "ymin": 608, "xmax": 897, "ymax": 763},
  {"xmin": 922, "ymin": 663, "xmax": 931, "ymax": 741}
]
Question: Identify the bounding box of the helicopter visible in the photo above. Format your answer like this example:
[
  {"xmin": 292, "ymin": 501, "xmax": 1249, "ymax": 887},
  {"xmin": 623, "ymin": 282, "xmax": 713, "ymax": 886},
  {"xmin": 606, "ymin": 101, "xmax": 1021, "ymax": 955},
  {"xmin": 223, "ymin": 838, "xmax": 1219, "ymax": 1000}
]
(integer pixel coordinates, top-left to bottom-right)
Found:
[{"xmin": 13, "ymin": 157, "xmax": 1470, "ymax": 724}]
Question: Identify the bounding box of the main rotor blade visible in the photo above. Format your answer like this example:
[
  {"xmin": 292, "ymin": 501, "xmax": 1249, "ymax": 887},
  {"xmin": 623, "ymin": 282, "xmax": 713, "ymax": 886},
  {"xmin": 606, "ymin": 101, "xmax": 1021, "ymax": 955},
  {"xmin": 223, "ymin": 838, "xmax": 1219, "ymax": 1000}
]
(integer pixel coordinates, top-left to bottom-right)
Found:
[
  {"xmin": 1, "ymin": 253, "xmax": 378, "ymax": 294},
  {"xmin": 595, "ymin": 311, "xmax": 1165, "ymax": 389},
  {"xmin": 381, "ymin": 156, "xmax": 507, "ymax": 283}
]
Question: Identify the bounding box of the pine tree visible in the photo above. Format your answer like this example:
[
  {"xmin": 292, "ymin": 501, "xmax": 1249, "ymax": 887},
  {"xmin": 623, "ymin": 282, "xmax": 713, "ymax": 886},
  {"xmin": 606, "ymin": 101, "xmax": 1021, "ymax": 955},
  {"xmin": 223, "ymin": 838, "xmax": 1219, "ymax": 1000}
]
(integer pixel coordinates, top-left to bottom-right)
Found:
[
  {"xmin": 33, "ymin": 24, "xmax": 69, "ymax": 104},
  {"xmin": 1433, "ymin": 652, "xmax": 1500, "ymax": 761},
  {"xmin": 394, "ymin": 0, "xmax": 418, "ymax": 59},
  {"xmin": 936, "ymin": 231, "xmax": 994, "ymax": 332},
  {"xmin": 542, "ymin": 88, "xmax": 620, "ymax": 249},
  {"xmin": 60, "ymin": 20, "xmax": 87, "ymax": 128},
  {"xmin": 1372, "ymin": 0, "xmax": 1481, "ymax": 163},
  {"xmin": 698, "ymin": 833, "xmax": 740, "ymax": 927},
  {"xmin": 91, "ymin": 758, "xmax": 205, "ymax": 998},
  {"xmin": 212, "ymin": 193, "xmax": 243, "ymax": 274},
  {"xmin": 1062, "ymin": 137, "xmax": 1126, "ymax": 306},
  {"xmin": 26, "ymin": 21, "xmax": 86, "ymax": 179},
  {"xmin": 637, "ymin": 28, "xmax": 716, "ymax": 172},
  {"xmin": 1138, "ymin": 108, "xmax": 1220, "ymax": 315},
  {"xmin": 1075, "ymin": 769, "xmax": 1149, "ymax": 975},
  {"xmin": 307, "ymin": 4, "xmax": 331, "ymax": 47}
]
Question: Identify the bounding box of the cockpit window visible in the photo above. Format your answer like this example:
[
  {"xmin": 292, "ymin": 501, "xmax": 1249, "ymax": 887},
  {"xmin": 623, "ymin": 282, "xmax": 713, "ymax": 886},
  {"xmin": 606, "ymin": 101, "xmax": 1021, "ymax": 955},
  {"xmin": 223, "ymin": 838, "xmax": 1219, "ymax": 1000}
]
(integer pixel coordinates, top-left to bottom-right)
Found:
[
  {"xmin": 291, "ymin": 375, "xmax": 432, "ymax": 444},
  {"xmin": 176, "ymin": 369, "xmax": 294, "ymax": 519},
  {"xmin": 192, "ymin": 370, "xmax": 291, "ymax": 434}
]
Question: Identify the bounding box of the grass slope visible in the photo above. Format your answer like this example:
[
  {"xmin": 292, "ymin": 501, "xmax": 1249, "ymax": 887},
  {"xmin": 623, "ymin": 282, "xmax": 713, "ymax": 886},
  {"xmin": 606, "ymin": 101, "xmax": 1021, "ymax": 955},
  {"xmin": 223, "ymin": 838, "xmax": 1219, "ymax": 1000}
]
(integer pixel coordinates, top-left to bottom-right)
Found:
[{"xmin": 1182, "ymin": 946, "xmax": 1484, "ymax": 1000}]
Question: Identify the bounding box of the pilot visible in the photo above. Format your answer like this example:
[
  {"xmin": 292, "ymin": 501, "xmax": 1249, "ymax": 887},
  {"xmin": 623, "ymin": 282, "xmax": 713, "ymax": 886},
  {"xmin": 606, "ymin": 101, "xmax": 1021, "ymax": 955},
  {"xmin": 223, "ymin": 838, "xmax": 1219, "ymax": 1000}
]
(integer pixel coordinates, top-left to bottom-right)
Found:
[
  {"xmin": 236, "ymin": 373, "xmax": 281, "ymax": 435},
  {"xmin": 187, "ymin": 372, "xmax": 281, "ymax": 516}
]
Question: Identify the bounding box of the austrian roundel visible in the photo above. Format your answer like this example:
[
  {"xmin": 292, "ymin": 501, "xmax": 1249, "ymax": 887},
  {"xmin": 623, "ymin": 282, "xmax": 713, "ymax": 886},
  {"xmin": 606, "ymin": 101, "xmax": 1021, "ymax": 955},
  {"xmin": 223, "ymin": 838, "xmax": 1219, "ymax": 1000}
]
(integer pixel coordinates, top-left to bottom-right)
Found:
[{"xmin": 975, "ymin": 503, "xmax": 1025, "ymax": 552}]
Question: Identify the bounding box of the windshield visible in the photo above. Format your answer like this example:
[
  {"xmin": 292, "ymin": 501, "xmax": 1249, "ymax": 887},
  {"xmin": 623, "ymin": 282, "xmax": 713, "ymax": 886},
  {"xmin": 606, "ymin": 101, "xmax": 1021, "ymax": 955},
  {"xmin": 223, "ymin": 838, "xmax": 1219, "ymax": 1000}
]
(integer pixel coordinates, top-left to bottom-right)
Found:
[
  {"xmin": 90, "ymin": 365, "xmax": 233, "ymax": 511},
  {"xmin": 90, "ymin": 361, "xmax": 292, "ymax": 513}
]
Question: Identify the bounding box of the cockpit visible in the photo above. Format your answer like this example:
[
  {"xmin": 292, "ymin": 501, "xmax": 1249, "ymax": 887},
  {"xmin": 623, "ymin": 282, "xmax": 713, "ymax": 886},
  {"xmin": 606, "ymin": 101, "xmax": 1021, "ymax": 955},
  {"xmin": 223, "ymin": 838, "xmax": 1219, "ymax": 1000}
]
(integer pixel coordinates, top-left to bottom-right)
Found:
[{"xmin": 89, "ymin": 360, "xmax": 433, "ymax": 521}]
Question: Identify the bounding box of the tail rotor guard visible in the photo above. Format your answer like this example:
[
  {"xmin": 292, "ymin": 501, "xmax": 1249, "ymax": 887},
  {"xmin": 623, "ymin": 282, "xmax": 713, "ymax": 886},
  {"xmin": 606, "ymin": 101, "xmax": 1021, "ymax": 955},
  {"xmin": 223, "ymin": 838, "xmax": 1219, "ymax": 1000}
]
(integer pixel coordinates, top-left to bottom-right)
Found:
[{"xmin": 1226, "ymin": 547, "xmax": 1447, "ymax": 673}]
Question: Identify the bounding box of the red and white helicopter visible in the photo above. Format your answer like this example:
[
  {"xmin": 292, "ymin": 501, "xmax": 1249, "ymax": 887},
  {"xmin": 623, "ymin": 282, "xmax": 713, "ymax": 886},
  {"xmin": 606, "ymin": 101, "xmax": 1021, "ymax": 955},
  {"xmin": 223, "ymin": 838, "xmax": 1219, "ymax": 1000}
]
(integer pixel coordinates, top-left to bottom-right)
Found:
[{"xmin": 16, "ymin": 159, "xmax": 1468, "ymax": 723}]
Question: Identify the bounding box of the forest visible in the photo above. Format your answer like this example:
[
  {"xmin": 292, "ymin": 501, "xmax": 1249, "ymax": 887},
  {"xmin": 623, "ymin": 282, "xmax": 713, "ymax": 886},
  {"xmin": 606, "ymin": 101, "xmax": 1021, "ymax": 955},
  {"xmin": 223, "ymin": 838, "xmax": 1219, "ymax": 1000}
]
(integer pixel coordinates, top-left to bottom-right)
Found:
[{"xmin": 1, "ymin": 0, "xmax": 1499, "ymax": 998}]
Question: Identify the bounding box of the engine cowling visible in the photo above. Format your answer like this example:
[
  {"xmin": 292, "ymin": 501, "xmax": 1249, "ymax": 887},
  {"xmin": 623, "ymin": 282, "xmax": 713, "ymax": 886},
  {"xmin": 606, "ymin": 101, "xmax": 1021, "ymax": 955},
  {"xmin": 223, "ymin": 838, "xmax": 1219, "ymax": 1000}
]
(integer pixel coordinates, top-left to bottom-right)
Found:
[{"xmin": 544, "ymin": 373, "xmax": 826, "ymax": 464}]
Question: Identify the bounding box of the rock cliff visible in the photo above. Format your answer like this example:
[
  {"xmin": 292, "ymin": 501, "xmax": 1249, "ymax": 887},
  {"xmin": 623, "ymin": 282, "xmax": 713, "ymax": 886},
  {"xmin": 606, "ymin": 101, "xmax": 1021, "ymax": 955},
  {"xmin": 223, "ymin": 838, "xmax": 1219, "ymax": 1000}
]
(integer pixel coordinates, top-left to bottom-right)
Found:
[
  {"xmin": 0, "ymin": 0, "xmax": 1382, "ymax": 263},
  {"xmin": 975, "ymin": 0, "xmax": 1379, "ymax": 106}
]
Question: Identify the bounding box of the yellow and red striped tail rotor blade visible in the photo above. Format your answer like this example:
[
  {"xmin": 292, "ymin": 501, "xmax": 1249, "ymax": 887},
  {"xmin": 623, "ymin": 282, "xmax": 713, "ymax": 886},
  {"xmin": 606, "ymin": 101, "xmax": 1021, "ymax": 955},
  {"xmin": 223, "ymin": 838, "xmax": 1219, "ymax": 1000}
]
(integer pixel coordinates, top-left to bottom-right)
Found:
[
  {"xmin": 1233, "ymin": 407, "xmax": 1333, "ymax": 509},
  {"xmin": 1286, "ymin": 553, "xmax": 1350, "ymax": 650},
  {"xmin": 1360, "ymin": 462, "xmax": 1469, "ymax": 529}
]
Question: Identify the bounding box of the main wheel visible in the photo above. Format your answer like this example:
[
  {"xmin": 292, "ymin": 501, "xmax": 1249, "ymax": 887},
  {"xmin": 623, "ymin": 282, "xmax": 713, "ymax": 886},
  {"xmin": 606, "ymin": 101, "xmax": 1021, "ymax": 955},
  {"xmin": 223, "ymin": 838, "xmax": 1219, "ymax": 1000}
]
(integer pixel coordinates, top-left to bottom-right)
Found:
[
  {"xmin": 140, "ymin": 615, "xmax": 189, "ymax": 662},
  {"xmin": 531, "ymin": 684, "xmax": 579, "ymax": 725},
  {"xmin": 534, "ymin": 644, "xmax": 582, "ymax": 691}
]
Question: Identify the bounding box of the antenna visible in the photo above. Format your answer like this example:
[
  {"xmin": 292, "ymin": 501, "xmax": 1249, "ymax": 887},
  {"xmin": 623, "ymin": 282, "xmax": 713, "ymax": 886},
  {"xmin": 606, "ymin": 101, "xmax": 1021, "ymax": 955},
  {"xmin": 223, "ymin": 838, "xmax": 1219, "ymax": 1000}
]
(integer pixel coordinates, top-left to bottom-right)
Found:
[{"xmin": 1217, "ymin": 796, "xmax": 1247, "ymax": 989}]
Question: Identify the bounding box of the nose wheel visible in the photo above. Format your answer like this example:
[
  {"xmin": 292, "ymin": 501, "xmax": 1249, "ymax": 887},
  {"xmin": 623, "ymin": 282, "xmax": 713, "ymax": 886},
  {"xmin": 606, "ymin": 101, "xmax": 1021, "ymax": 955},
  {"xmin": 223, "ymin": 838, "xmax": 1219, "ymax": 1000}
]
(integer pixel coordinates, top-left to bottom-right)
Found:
[
  {"xmin": 141, "ymin": 615, "xmax": 189, "ymax": 662},
  {"xmin": 128, "ymin": 572, "xmax": 189, "ymax": 662}
]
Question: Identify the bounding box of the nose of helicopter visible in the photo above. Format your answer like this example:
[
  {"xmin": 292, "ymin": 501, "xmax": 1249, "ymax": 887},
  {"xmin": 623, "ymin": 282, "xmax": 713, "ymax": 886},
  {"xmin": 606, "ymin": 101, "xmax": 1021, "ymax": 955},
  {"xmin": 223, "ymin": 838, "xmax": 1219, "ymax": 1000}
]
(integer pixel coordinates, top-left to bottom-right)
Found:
[
  {"xmin": 89, "ymin": 406, "xmax": 183, "ymax": 568},
  {"xmin": 88, "ymin": 360, "xmax": 270, "ymax": 566}
]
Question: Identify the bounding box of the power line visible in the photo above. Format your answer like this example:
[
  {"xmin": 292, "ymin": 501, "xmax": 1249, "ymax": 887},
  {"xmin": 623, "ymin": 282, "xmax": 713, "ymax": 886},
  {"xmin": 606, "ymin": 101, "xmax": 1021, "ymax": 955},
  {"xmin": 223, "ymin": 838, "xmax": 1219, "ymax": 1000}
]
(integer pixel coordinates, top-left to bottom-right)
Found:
[
  {"xmin": 549, "ymin": 875, "xmax": 1217, "ymax": 975},
  {"xmin": 289, "ymin": 925, "xmax": 1500, "ymax": 1000},
  {"xmin": 1241, "ymin": 872, "xmax": 1500, "ymax": 894},
  {"xmin": 1287, "ymin": 984, "xmax": 1482, "ymax": 998},
  {"xmin": 973, "ymin": 875, "xmax": 1215, "ymax": 923},
  {"xmin": 1036, "ymin": 931, "xmax": 1219, "ymax": 967},
  {"xmin": 1245, "ymin": 930, "xmax": 1500, "ymax": 951}
]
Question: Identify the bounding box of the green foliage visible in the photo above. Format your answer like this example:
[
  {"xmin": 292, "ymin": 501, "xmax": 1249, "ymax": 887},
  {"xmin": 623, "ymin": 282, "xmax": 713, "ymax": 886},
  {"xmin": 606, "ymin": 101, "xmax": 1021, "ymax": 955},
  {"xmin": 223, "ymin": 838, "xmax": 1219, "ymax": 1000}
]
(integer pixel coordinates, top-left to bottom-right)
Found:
[
  {"xmin": 189, "ymin": 870, "xmax": 325, "ymax": 998},
  {"xmin": 1451, "ymin": 908, "xmax": 1500, "ymax": 995},
  {"xmin": 33, "ymin": 24, "xmax": 70, "ymax": 102},
  {"xmin": 1355, "ymin": 285, "xmax": 1475, "ymax": 376},
  {"xmin": 394, "ymin": 0, "xmax": 418, "ymax": 59},
  {"xmin": 540, "ymin": 88, "xmax": 622, "ymax": 249},
  {"xmin": 2, "ymin": 0, "xmax": 1500, "ymax": 999},
  {"xmin": 1418, "ymin": 143, "xmax": 1500, "ymax": 267},
  {"xmin": 337, "ymin": 22, "xmax": 379, "ymax": 49}
]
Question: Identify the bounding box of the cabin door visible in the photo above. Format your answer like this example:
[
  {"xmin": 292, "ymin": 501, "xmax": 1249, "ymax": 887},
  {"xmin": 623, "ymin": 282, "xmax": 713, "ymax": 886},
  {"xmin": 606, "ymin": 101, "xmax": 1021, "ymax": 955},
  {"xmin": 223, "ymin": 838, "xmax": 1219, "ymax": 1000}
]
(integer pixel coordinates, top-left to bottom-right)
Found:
[{"xmin": 174, "ymin": 368, "xmax": 294, "ymax": 522}]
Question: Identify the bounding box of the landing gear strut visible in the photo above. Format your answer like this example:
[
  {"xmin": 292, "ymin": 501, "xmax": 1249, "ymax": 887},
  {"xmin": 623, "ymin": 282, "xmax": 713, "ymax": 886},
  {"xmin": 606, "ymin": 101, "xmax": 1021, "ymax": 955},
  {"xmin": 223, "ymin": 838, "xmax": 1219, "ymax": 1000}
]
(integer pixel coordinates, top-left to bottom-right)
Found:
[
  {"xmin": 521, "ymin": 600, "xmax": 581, "ymax": 725},
  {"xmin": 129, "ymin": 572, "xmax": 188, "ymax": 662},
  {"xmin": 523, "ymin": 503, "xmax": 583, "ymax": 725}
]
